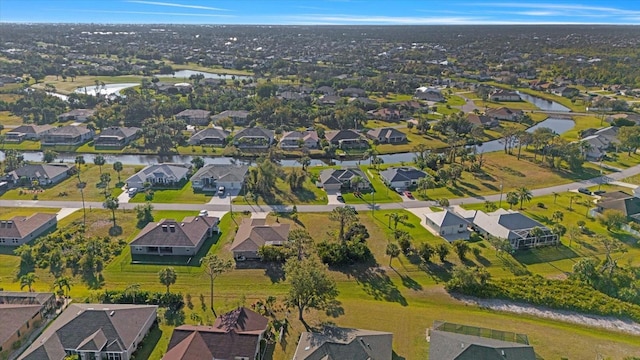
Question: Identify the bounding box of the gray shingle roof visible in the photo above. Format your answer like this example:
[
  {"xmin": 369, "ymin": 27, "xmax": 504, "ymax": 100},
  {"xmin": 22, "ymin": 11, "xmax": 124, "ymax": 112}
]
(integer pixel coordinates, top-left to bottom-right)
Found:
[
  {"xmin": 125, "ymin": 163, "xmax": 191, "ymax": 185},
  {"xmin": 191, "ymin": 164, "xmax": 248, "ymax": 183},
  {"xmin": 426, "ymin": 210, "xmax": 468, "ymax": 227},
  {"xmin": 429, "ymin": 330, "xmax": 536, "ymax": 360},
  {"xmin": 379, "ymin": 167, "xmax": 426, "ymax": 183},
  {"xmin": 130, "ymin": 216, "xmax": 219, "ymax": 247},
  {"xmin": 188, "ymin": 128, "xmax": 230, "ymax": 143},
  {"xmin": 293, "ymin": 326, "xmax": 393, "ymax": 360},
  {"xmin": 0, "ymin": 213, "xmax": 56, "ymax": 239},
  {"xmin": 7, "ymin": 164, "xmax": 73, "ymax": 181},
  {"xmin": 319, "ymin": 168, "xmax": 370, "ymax": 187}
]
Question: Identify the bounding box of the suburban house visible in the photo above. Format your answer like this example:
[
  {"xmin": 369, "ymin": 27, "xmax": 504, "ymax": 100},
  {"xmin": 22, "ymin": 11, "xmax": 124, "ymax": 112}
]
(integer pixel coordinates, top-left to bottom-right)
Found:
[
  {"xmin": 379, "ymin": 167, "xmax": 426, "ymax": 189},
  {"xmin": 211, "ymin": 110, "xmax": 250, "ymax": 125},
  {"xmin": 552, "ymin": 86, "xmax": 580, "ymax": 98},
  {"xmin": 57, "ymin": 108, "xmax": 96, "ymax": 122},
  {"xmin": 279, "ymin": 130, "xmax": 320, "ymax": 149},
  {"xmin": 293, "ymin": 326, "xmax": 393, "ymax": 360},
  {"xmin": 18, "ymin": 303, "xmax": 157, "ymax": 360},
  {"xmin": 470, "ymin": 209, "xmax": 559, "ymax": 250},
  {"xmin": 0, "ymin": 213, "xmax": 57, "ymax": 246},
  {"xmin": 428, "ymin": 321, "xmax": 536, "ymax": 360},
  {"xmin": 578, "ymin": 126, "xmax": 619, "ymax": 159},
  {"xmin": 425, "ymin": 210, "xmax": 470, "ymax": 241},
  {"xmin": 485, "ymin": 107, "xmax": 524, "ymax": 122},
  {"xmin": 596, "ymin": 190, "xmax": 640, "ymax": 222},
  {"xmin": 489, "ymin": 89, "xmax": 521, "ymax": 102},
  {"xmin": 367, "ymin": 108, "xmax": 402, "ymax": 121},
  {"xmin": 41, "ymin": 125, "xmax": 95, "ymax": 146},
  {"xmin": 467, "ymin": 114, "xmax": 499, "ymax": 128},
  {"xmin": 317, "ymin": 94, "xmax": 341, "ymax": 106},
  {"xmin": 315, "ymin": 86, "xmax": 336, "ymax": 95},
  {"xmin": 6, "ymin": 163, "xmax": 75, "ymax": 186},
  {"xmin": 0, "ymin": 292, "xmax": 56, "ymax": 360},
  {"xmin": 414, "ymin": 87, "xmax": 444, "ymax": 102},
  {"xmin": 125, "ymin": 163, "xmax": 191, "ymax": 189},
  {"xmin": 4, "ymin": 124, "xmax": 54, "ymax": 142},
  {"xmin": 340, "ymin": 87, "xmax": 367, "ymax": 97},
  {"xmin": 130, "ymin": 215, "xmax": 219, "ymax": 256},
  {"xmin": 325, "ymin": 129, "xmax": 368, "ymax": 149},
  {"xmin": 319, "ymin": 168, "xmax": 371, "ymax": 191},
  {"xmin": 366, "ymin": 127, "xmax": 407, "ymax": 144},
  {"xmin": 230, "ymin": 218, "xmax": 290, "ymax": 261},
  {"xmin": 233, "ymin": 127, "xmax": 274, "ymax": 149},
  {"xmin": 94, "ymin": 126, "xmax": 141, "ymax": 148},
  {"xmin": 191, "ymin": 164, "xmax": 249, "ymax": 192},
  {"xmin": 175, "ymin": 109, "xmax": 211, "ymax": 126},
  {"xmin": 188, "ymin": 127, "xmax": 230, "ymax": 146},
  {"xmin": 162, "ymin": 307, "xmax": 268, "ymax": 360}
]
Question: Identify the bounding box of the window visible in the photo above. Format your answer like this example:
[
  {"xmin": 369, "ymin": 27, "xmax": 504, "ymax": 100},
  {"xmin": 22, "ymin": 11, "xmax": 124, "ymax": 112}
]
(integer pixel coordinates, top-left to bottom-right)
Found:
[{"xmin": 106, "ymin": 353, "xmax": 122, "ymax": 360}]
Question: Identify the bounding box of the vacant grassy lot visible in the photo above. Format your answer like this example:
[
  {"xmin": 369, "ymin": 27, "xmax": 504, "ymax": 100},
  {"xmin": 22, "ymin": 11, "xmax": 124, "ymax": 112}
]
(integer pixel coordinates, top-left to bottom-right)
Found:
[
  {"xmin": 601, "ymin": 151, "xmax": 640, "ymax": 170},
  {"xmin": 414, "ymin": 151, "xmax": 604, "ymax": 201},
  {"xmin": 0, "ymin": 110, "xmax": 23, "ymax": 126},
  {"xmin": 232, "ymin": 168, "xmax": 328, "ymax": 206},
  {"xmin": 129, "ymin": 181, "xmax": 211, "ymax": 204},
  {"xmin": 0, "ymin": 164, "xmax": 139, "ymax": 202},
  {"xmin": 562, "ymin": 115, "xmax": 603, "ymax": 140},
  {"xmin": 0, "ymin": 138, "xmax": 41, "ymax": 151}
]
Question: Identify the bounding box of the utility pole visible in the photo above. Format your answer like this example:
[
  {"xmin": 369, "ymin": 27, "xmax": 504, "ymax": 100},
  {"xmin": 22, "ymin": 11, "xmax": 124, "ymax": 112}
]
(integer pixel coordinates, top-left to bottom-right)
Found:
[{"xmin": 498, "ymin": 183, "xmax": 504, "ymax": 208}]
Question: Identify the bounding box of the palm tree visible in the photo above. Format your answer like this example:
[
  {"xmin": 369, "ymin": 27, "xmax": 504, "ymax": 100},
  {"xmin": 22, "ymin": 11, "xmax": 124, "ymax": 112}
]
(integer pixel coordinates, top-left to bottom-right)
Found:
[
  {"xmin": 94, "ymin": 155, "xmax": 106, "ymax": 175},
  {"xmin": 158, "ymin": 267, "xmax": 178, "ymax": 293},
  {"xmin": 552, "ymin": 210, "xmax": 564, "ymax": 224},
  {"xmin": 417, "ymin": 176, "xmax": 435, "ymax": 196},
  {"xmin": 506, "ymin": 191, "xmax": 519, "ymax": 209},
  {"xmin": 452, "ymin": 240, "xmax": 470, "ymax": 261},
  {"xmin": 20, "ymin": 272, "xmax": 38, "ymax": 292},
  {"xmin": 103, "ymin": 197, "xmax": 119, "ymax": 229},
  {"xmin": 385, "ymin": 212, "xmax": 408, "ymax": 230},
  {"xmin": 100, "ymin": 172, "xmax": 112, "ymax": 197},
  {"xmin": 529, "ymin": 227, "xmax": 545, "ymax": 247},
  {"xmin": 53, "ymin": 276, "xmax": 72, "ymax": 298},
  {"xmin": 329, "ymin": 206, "xmax": 357, "ymax": 242},
  {"xmin": 113, "ymin": 161, "xmax": 123, "ymax": 184},
  {"xmin": 386, "ymin": 242, "xmax": 400, "ymax": 266},
  {"xmin": 517, "ymin": 187, "xmax": 532, "ymax": 210},
  {"xmin": 200, "ymin": 254, "xmax": 232, "ymax": 313}
]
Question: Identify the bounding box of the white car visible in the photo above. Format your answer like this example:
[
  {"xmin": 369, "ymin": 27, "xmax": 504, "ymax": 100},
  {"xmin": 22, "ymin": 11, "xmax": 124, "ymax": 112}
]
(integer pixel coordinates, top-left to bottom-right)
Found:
[
  {"xmin": 199, "ymin": 210, "xmax": 208, "ymax": 217},
  {"xmin": 218, "ymin": 186, "xmax": 225, "ymax": 196},
  {"xmin": 128, "ymin": 188, "xmax": 138, "ymax": 196}
]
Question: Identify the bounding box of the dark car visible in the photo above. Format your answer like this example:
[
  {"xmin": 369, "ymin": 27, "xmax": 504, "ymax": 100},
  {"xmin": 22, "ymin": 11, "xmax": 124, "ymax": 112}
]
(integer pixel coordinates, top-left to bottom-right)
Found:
[
  {"xmin": 593, "ymin": 190, "xmax": 606, "ymax": 195},
  {"xmin": 577, "ymin": 187, "xmax": 592, "ymax": 195}
]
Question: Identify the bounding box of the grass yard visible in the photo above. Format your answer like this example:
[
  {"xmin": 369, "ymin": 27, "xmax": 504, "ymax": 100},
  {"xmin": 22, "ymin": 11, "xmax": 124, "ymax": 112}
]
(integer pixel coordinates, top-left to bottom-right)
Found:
[
  {"xmin": 0, "ymin": 207, "xmax": 60, "ymax": 219},
  {"xmin": 601, "ymin": 151, "xmax": 640, "ymax": 170},
  {"xmin": 375, "ymin": 130, "xmax": 449, "ymax": 154},
  {"xmin": 129, "ymin": 181, "xmax": 211, "ymax": 204},
  {"xmin": 32, "ymin": 75, "xmax": 145, "ymax": 94},
  {"xmin": 0, "ymin": 164, "xmax": 139, "ymax": 202},
  {"xmin": 335, "ymin": 166, "xmax": 403, "ymax": 204},
  {"xmin": 621, "ymin": 174, "xmax": 640, "ymax": 185},
  {"xmin": 415, "ymin": 151, "xmax": 604, "ymax": 201},
  {"xmin": 473, "ymin": 99, "xmax": 540, "ymax": 111},
  {"xmin": 0, "ymin": 138, "xmax": 41, "ymax": 151},
  {"xmin": 369, "ymin": 92, "xmax": 413, "ymax": 103},
  {"xmin": 562, "ymin": 115, "xmax": 604, "ymax": 140},
  {"xmin": 168, "ymin": 62, "xmax": 253, "ymax": 76},
  {"xmin": 232, "ymin": 168, "xmax": 328, "ymax": 206},
  {"xmin": 0, "ymin": 110, "xmax": 23, "ymax": 126}
]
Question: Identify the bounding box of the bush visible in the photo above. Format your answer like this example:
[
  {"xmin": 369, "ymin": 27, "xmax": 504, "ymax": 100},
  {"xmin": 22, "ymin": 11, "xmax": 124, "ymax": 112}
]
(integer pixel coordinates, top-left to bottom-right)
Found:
[
  {"xmin": 317, "ymin": 241, "xmax": 373, "ymax": 266},
  {"xmin": 537, "ymin": 202, "xmax": 545, "ymax": 208}
]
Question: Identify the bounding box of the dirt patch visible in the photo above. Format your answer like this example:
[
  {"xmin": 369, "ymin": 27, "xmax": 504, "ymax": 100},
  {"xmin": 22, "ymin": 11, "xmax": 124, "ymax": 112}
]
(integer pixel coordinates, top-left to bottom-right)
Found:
[{"xmin": 459, "ymin": 296, "xmax": 640, "ymax": 336}]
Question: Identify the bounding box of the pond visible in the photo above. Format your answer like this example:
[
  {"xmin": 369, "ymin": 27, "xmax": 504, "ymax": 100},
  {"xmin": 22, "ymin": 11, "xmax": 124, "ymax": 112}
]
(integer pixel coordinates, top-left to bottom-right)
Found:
[
  {"xmin": 157, "ymin": 70, "xmax": 252, "ymax": 81},
  {"xmin": 517, "ymin": 92, "xmax": 571, "ymax": 112},
  {"xmin": 74, "ymin": 83, "xmax": 139, "ymax": 96}
]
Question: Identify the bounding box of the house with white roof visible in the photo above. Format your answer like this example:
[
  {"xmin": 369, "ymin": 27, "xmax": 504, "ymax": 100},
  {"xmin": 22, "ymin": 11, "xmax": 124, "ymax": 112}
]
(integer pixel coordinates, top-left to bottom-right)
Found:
[{"xmin": 425, "ymin": 210, "xmax": 470, "ymax": 241}]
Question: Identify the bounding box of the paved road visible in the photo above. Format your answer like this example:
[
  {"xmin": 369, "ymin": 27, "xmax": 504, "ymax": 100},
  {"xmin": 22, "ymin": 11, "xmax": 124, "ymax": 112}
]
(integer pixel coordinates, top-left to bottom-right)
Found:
[{"xmin": 3, "ymin": 163, "xmax": 640, "ymax": 214}]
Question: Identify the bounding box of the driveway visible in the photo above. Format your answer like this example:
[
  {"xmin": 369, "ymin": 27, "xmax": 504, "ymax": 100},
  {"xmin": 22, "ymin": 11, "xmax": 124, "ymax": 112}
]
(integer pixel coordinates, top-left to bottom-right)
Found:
[
  {"xmin": 117, "ymin": 188, "xmax": 131, "ymax": 204},
  {"xmin": 208, "ymin": 189, "xmax": 240, "ymax": 205},
  {"xmin": 56, "ymin": 208, "xmax": 79, "ymax": 221},
  {"xmin": 406, "ymin": 207, "xmax": 437, "ymax": 235},
  {"xmin": 325, "ymin": 189, "xmax": 343, "ymax": 205}
]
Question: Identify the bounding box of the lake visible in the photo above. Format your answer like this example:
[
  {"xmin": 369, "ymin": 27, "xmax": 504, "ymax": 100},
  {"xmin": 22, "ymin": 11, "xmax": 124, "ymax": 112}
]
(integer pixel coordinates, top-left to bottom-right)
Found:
[
  {"xmin": 517, "ymin": 92, "xmax": 571, "ymax": 112},
  {"xmin": 157, "ymin": 70, "xmax": 252, "ymax": 81}
]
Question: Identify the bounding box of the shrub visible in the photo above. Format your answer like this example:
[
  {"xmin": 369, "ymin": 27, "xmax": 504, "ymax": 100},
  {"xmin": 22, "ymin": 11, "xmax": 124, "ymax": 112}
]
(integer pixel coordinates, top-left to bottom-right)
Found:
[
  {"xmin": 537, "ymin": 202, "xmax": 545, "ymax": 208},
  {"xmin": 317, "ymin": 241, "xmax": 373, "ymax": 266}
]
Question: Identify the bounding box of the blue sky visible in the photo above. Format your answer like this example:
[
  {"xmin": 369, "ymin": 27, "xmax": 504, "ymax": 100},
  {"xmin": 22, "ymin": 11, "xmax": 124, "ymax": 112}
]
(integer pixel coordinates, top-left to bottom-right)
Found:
[{"xmin": 1, "ymin": 0, "xmax": 640, "ymax": 25}]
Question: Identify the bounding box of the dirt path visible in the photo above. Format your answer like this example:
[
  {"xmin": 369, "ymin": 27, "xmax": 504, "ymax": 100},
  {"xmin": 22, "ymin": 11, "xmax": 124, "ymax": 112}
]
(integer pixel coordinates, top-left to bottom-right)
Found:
[{"xmin": 461, "ymin": 297, "xmax": 640, "ymax": 336}]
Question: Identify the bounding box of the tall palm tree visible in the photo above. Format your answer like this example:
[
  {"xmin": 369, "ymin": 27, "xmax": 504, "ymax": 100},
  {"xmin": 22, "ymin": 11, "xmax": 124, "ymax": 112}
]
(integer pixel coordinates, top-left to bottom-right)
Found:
[
  {"xmin": 386, "ymin": 242, "xmax": 400, "ymax": 266},
  {"xmin": 529, "ymin": 227, "xmax": 545, "ymax": 247},
  {"xmin": 53, "ymin": 276, "xmax": 72, "ymax": 298},
  {"xmin": 75, "ymin": 156, "xmax": 87, "ymax": 229},
  {"xmin": 552, "ymin": 210, "xmax": 564, "ymax": 224},
  {"xmin": 94, "ymin": 155, "xmax": 106, "ymax": 175},
  {"xmin": 158, "ymin": 267, "xmax": 178, "ymax": 294},
  {"xmin": 20, "ymin": 272, "xmax": 38, "ymax": 292},
  {"xmin": 113, "ymin": 161, "xmax": 123, "ymax": 184},
  {"xmin": 103, "ymin": 197, "xmax": 119, "ymax": 229},
  {"xmin": 517, "ymin": 187, "xmax": 533, "ymax": 210},
  {"xmin": 200, "ymin": 255, "xmax": 232, "ymax": 313}
]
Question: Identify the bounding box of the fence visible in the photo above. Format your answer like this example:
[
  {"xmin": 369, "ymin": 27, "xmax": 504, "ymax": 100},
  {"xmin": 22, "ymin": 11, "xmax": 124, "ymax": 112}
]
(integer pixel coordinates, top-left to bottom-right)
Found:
[{"xmin": 432, "ymin": 321, "xmax": 530, "ymax": 345}]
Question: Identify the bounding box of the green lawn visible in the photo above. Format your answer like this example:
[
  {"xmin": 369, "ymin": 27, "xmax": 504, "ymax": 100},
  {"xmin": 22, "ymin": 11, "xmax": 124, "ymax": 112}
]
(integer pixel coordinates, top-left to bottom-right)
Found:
[
  {"xmin": 562, "ymin": 115, "xmax": 603, "ymax": 141},
  {"xmin": 473, "ymin": 99, "xmax": 540, "ymax": 111},
  {"xmin": 0, "ymin": 110, "xmax": 23, "ymax": 126},
  {"xmin": 0, "ymin": 139, "xmax": 41, "ymax": 151},
  {"xmin": 232, "ymin": 168, "xmax": 328, "ymax": 206},
  {"xmin": 601, "ymin": 151, "xmax": 640, "ymax": 170},
  {"xmin": 369, "ymin": 92, "xmax": 413, "ymax": 103},
  {"xmin": 130, "ymin": 181, "xmax": 211, "ymax": 204},
  {"xmin": 0, "ymin": 164, "xmax": 137, "ymax": 202},
  {"xmin": 337, "ymin": 166, "xmax": 403, "ymax": 204}
]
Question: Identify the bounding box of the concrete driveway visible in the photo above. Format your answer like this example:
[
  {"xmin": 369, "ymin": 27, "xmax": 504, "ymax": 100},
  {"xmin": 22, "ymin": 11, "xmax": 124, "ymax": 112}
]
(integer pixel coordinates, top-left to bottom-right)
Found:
[
  {"xmin": 208, "ymin": 189, "xmax": 240, "ymax": 205},
  {"xmin": 406, "ymin": 207, "xmax": 437, "ymax": 235},
  {"xmin": 325, "ymin": 189, "xmax": 343, "ymax": 205},
  {"xmin": 56, "ymin": 208, "xmax": 79, "ymax": 221}
]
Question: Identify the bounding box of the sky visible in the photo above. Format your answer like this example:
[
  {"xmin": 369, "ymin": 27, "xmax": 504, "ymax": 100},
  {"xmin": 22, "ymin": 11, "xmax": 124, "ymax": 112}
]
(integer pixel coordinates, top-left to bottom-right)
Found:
[{"xmin": 1, "ymin": 0, "xmax": 640, "ymax": 25}]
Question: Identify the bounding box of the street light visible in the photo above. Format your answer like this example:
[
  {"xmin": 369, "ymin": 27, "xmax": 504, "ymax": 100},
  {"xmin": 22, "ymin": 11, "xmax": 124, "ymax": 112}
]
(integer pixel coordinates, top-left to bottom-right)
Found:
[{"xmin": 498, "ymin": 183, "xmax": 504, "ymax": 208}]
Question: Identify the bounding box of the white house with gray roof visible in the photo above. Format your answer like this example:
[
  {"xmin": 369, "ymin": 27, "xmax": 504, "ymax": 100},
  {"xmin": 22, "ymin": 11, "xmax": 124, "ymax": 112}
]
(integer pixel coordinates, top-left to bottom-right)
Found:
[
  {"xmin": 319, "ymin": 168, "xmax": 371, "ymax": 191},
  {"xmin": 471, "ymin": 209, "xmax": 558, "ymax": 250},
  {"xmin": 6, "ymin": 164, "xmax": 75, "ymax": 186},
  {"xmin": 125, "ymin": 163, "xmax": 191, "ymax": 189},
  {"xmin": 191, "ymin": 164, "xmax": 249, "ymax": 192},
  {"xmin": 379, "ymin": 167, "xmax": 427, "ymax": 189},
  {"xmin": 5, "ymin": 124, "xmax": 54, "ymax": 142},
  {"xmin": 41, "ymin": 125, "xmax": 94, "ymax": 146},
  {"xmin": 425, "ymin": 210, "xmax": 470, "ymax": 241},
  {"xmin": 233, "ymin": 127, "xmax": 274, "ymax": 149},
  {"xmin": 188, "ymin": 127, "xmax": 230, "ymax": 146}
]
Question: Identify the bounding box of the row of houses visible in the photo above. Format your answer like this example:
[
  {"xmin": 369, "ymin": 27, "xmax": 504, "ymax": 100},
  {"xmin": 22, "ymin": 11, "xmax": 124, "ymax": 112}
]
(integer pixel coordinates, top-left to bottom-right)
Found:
[
  {"xmin": 5, "ymin": 289, "xmax": 536, "ymax": 360},
  {"xmin": 4, "ymin": 125, "xmax": 139, "ymax": 148}
]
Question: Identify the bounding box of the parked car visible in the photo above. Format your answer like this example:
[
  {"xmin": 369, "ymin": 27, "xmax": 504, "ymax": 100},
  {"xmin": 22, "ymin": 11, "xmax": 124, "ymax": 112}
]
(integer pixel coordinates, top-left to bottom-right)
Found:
[
  {"xmin": 336, "ymin": 192, "xmax": 343, "ymax": 201},
  {"xmin": 199, "ymin": 210, "xmax": 208, "ymax": 217},
  {"xmin": 128, "ymin": 188, "xmax": 138, "ymax": 196},
  {"xmin": 593, "ymin": 190, "xmax": 606, "ymax": 195},
  {"xmin": 218, "ymin": 186, "xmax": 225, "ymax": 195},
  {"xmin": 403, "ymin": 191, "xmax": 413, "ymax": 199},
  {"xmin": 578, "ymin": 187, "xmax": 592, "ymax": 195}
]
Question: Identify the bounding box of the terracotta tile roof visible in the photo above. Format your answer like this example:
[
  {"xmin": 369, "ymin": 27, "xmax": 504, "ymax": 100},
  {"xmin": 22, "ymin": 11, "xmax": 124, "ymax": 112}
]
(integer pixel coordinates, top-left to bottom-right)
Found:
[
  {"xmin": 0, "ymin": 213, "xmax": 57, "ymax": 239},
  {"xmin": 130, "ymin": 216, "xmax": 219, "ymax": 247}
]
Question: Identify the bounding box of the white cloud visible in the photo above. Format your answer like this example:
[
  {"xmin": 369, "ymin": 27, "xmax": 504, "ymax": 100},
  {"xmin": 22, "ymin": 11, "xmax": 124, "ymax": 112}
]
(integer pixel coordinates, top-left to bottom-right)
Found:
[
  {"xmin": 69, "ymin": 8, "xmax": 233, "ymax": 17},
  {"xmin": 127, "ymin": 1, "xmax": 229, "ymax": 12},
  {"xmin": 473, "ymin": 2, "xmax": 640, "ymax": 16}
]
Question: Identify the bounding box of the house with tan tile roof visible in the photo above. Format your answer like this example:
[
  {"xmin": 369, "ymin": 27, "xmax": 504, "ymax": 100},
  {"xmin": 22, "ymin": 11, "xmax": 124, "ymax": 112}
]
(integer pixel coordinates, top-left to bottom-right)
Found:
[
  {"xmin": 130, "ymin": 215, "xmax": 219, "ymax": 256},
  {"xmin": 230, "ymin": 218, "xmax": 290, "ymax": 261},
  {"xmin": 0, "ymin": 213, "xmax": 57, "ymax": 246}
]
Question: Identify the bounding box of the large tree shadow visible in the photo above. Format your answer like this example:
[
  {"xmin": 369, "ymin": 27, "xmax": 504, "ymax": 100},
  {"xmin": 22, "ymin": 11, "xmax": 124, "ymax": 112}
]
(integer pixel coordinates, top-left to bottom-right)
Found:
[{"xmin": 338, "ymin": 265, "xmax": 408, "ymax": 306}]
